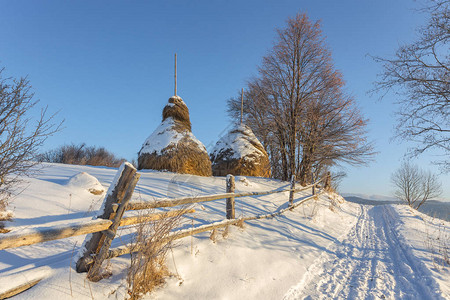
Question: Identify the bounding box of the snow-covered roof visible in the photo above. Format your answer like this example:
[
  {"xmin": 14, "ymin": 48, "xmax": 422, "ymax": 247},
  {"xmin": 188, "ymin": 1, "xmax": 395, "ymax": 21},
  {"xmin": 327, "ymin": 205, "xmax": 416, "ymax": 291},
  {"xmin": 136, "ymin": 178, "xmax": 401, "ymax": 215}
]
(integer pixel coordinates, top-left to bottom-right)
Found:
[
  {"xmin": 139, "ymin": 117, "xmax": 207, "ymax": 155},
  {"xmin": 211, "ymin": 124, "xmax": 266, "ymax": 160}
]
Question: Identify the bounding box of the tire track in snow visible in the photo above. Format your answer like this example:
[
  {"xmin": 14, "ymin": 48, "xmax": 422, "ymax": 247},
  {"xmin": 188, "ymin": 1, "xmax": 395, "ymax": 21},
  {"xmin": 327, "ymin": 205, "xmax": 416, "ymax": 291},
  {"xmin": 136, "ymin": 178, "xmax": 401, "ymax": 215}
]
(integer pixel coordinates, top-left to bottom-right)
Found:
[{"xmin": 283, "ymin": 205, "xmax": 445, "ymax": 300}]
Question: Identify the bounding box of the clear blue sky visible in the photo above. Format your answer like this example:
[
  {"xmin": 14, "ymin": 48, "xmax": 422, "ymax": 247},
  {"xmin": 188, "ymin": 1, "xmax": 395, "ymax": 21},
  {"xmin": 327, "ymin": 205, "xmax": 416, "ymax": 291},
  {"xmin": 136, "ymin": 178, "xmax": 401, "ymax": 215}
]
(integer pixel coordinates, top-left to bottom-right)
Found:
[{"xmin": 1, "ymin": 0, "xmax": 448, "ymax": 200}]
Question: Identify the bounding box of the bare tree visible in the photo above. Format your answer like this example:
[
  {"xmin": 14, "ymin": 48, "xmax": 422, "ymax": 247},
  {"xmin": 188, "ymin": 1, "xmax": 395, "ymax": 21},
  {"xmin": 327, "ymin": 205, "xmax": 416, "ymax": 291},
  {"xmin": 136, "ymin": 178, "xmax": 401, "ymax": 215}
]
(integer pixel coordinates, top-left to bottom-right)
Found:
[
  {"xmin": 391, "ymin": 161, "xmax": 442, "ymax": 209},
  {"xmin": 374, "ymin": 0, "xmax": 449, "ymax": 171},
  {"xmin": 228, "ymin": 14, "xmax": 374, "ymax": 184},
  {"xmin": 0, "ymin": 68, "xmax": 60, "ymax": 211}
]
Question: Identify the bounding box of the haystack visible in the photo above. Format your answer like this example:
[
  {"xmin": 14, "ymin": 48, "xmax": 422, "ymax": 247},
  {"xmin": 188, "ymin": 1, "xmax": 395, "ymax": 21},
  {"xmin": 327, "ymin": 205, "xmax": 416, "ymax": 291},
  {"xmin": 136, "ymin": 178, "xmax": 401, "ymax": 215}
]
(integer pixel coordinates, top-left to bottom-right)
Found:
[
  {"xmin": 138, "ymin": 95, "xmax": 212, "ymax": 176},
  {"xmin": 210, "ymin": 124, "xmax": 271, "ymax": 177}
]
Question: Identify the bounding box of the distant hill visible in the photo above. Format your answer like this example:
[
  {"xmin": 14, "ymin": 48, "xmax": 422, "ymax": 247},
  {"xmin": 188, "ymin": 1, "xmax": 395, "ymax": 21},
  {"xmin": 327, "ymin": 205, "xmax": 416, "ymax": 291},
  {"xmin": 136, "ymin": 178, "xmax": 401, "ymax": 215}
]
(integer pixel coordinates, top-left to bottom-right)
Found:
[
  {"xmin": 343, "ymin": 196, "xmax": 401, "ymax": 206},
  {"xmin": 416, "ymin": 200, "xmax": 450, "ymax": 221},
  {"xmin": 343, "ymin": 196, "xmax": 450, "ymax": 221}
]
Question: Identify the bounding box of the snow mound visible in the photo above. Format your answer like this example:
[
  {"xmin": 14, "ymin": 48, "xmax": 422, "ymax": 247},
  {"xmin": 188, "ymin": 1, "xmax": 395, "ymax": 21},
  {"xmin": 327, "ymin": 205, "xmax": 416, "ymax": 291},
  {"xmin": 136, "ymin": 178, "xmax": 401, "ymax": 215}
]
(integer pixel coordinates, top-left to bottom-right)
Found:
[
  {"xmin": 139, "ymin": 118, "xmax": 207, "ymax": 156},
  {"xmin": 66, "ymin": 172, "xmax": 105, "ymax": 195},
  {"xmin": 236, "ymin": 176, "xmax": 255, "ymax": 187}
]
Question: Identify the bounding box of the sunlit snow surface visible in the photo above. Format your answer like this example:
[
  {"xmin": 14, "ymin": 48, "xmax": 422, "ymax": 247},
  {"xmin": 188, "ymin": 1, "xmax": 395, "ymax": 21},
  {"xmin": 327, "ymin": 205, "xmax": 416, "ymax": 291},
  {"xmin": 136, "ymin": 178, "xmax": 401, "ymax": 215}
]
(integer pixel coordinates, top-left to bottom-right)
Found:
[{"xmin": 0, "ymin": 163, "xmax": 448, "ymax": 299}]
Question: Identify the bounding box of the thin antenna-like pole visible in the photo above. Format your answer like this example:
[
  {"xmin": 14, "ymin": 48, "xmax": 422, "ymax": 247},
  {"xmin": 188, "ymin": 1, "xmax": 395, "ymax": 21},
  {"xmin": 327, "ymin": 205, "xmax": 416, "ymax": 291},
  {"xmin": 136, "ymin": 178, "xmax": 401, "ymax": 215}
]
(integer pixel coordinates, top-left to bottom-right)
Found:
[
  {"xmin": 240, "ymin": 88, "xmax": 244, "ymax": 125},
  {"xmin": 174, "ymin": 53, "xmax": 177, "ymax": 96}
]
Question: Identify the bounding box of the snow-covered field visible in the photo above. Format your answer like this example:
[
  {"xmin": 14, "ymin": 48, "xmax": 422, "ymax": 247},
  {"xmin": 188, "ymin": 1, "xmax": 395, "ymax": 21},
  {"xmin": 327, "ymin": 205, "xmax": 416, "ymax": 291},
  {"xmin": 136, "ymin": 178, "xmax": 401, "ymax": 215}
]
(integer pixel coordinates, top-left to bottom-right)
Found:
[
  {"xmin": 0, "ymin": 163, "xmax": 448, "ymax": 299},
  {"xmin": 344, "ymin": 195, "xmax": 450, "ymax": 222}
]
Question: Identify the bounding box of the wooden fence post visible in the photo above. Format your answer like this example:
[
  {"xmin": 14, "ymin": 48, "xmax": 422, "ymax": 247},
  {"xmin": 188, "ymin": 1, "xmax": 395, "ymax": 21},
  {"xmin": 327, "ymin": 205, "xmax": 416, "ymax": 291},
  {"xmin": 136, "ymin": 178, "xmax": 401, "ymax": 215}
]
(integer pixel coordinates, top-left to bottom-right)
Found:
[
  {"xmin": 289, "ymin": 175, "xmax": 295, "ymax": 207},
  {"xmin": 226, "ymin": 175, "xmax": 235, "ymax": 219},
  {"xmin": 324, "ymin": 171, "xmax": 331, "ymax": 191},
  {"xmin": 76, "ymin": 162, "xmax": 137, "ymax": 273},
  {"xmin": 87, "ymin": 172, "xmax": 140, "ymax": 281},
  {"xmin": 311, "ymin": 172, "xmax": 316, "ymax": 195}
]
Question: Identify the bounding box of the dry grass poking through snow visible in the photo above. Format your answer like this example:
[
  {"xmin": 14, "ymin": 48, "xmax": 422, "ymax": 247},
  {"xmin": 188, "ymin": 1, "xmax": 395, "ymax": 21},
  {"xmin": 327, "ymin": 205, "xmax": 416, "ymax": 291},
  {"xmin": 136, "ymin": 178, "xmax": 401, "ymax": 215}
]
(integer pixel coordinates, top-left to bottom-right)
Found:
[
  {"xmin": 126, "ymin": 207, "xmax": 189, "ymax": 299},
  {"xmin": 0, "ymin": 209, "xmax": 12, "ymax": 233},
  {"xmin": 424, "ymin": 216, "xmax": 450, "ymax": 271}
]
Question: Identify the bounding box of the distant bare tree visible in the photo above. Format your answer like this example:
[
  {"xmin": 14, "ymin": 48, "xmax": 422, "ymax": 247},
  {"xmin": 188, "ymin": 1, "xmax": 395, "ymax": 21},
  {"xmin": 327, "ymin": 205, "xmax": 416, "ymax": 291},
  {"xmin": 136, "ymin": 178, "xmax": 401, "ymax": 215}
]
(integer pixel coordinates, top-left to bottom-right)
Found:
[
  {"xmin": 228, "ymin": 14, "xmax": 374, "ymax": 184},
  {"xmin": 374, "ymin": 0, "xmax": 449, "ymax": 171},
  {"xmin": 0, "ymin": 67, "xmax": 60, "ymax": 211},
  {"xmin": 391, "ymin": 161, "xmax": 442, "ymax": 209}
]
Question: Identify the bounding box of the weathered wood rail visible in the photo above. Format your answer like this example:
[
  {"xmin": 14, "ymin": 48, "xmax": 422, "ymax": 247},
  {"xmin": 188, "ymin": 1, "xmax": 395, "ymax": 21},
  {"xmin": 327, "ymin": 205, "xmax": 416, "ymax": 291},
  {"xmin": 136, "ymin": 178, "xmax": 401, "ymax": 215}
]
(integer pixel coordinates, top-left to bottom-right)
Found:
[
  {"xmin": 97, "ymin": 191, "xmax": 324, "ymax": 261},
  {"xmin": 0, "ymin": 208, "xmax": 194, "ymax": 250},
  {"xmin": 125, "ymin": 180, "xmax": 321, "ymax": 211},
  {"xmin": 0, "ymin": 161, "xmax": 331, "ymax": 285}
]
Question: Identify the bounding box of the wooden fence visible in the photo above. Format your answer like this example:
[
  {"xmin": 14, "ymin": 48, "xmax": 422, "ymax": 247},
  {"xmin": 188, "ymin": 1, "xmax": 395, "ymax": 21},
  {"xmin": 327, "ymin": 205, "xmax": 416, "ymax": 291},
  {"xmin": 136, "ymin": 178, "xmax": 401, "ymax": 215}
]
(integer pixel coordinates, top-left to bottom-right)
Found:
[{"xmin": 0, "ymin": 162, "xmax": 331, "ymax": 284}]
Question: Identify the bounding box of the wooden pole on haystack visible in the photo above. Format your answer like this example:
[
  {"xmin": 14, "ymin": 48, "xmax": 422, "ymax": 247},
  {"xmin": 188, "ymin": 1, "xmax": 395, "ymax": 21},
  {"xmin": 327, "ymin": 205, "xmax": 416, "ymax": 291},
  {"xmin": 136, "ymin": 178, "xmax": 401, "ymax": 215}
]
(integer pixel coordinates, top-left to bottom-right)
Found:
[
  {"xmin": 240, "ymin": 88, "xmax": 244, "ymax": 125},
  {"xmin": 174, "ymin": 53, "xmax": 177, "ymax": 96}
]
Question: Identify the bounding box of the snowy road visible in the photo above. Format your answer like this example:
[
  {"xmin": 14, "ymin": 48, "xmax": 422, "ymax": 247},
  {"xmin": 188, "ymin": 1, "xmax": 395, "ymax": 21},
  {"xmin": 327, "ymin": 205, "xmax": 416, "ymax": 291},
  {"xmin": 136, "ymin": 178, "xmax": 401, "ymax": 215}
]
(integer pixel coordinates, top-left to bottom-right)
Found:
[{"xmin": 284, "ymin": 205, "xmax": 445, "ymax": 300}]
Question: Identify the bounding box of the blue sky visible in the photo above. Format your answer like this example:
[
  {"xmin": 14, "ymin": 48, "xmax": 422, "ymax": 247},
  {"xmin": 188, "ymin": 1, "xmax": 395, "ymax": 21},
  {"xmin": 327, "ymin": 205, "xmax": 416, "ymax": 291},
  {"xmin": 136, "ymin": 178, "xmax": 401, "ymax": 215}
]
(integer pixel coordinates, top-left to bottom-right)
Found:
[{"xmin": 1, "ymin": 0, "xmax": 448, "ymax": 200}]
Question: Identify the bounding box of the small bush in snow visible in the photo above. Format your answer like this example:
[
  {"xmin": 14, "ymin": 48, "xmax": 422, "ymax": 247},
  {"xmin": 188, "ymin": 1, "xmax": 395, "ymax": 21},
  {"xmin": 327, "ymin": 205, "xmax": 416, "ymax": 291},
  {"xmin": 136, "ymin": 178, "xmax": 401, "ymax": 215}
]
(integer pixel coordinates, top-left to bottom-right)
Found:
[
  {"xmin": 0, "ymin": 210, "xmax": 13, "ymax": 233},
  {"xmin": 126, "ymin": 208, "xmax": 188, "ymax": 299},
  {"xmin": 40, "ymin": 143, "xmax": 125, "ymax": 167},
  {"xmin": 424, "ymin": 218, "xmax": 449, "ymax": 270},
  {"xmin": 236, "ymin": 218, "xmax": 245, "ymax": 229}
]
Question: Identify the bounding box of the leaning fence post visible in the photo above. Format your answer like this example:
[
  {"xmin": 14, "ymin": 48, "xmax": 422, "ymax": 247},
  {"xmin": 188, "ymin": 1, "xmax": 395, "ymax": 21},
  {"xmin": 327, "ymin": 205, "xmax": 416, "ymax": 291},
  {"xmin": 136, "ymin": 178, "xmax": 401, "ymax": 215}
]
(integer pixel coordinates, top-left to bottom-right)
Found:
[
  {"xmin": 289, "ymin": 175, "xmax": 296, "ymax": 207},
  {"xmin": 87, "ymin": 172, "xmax": 140, "ymax": 281},
  {"xmin": 311, "ymin": 172, "xmax": 316, "ymax": 195},
  {"xmin": 76, "ymin": 162, "xmax": 137, "ymax": 273},
  {"xmin": 226, "ymin": 174, "xmax": 235, "ymax": 219}
]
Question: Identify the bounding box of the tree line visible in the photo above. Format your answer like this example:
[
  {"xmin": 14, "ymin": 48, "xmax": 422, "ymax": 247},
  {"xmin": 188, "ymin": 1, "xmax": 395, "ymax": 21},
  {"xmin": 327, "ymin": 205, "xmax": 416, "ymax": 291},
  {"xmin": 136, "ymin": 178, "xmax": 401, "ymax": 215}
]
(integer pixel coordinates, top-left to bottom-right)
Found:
[{"xmin": 39, "ymin": 143, "xmax": 125, "ymax": 168}]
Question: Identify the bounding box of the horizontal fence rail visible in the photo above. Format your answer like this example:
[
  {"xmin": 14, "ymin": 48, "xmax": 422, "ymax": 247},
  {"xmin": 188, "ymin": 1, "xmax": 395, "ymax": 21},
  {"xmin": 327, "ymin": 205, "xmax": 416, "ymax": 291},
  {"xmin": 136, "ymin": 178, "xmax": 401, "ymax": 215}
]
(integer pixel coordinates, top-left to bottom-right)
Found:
[
  {"xmin": 126, "ymin": 179, "xmax": 323, "ymax": 211},
  {"xmin": 0, "ymin": 209, "xmax": 195, "ymax": 251},
  {"xmin": 100, "ymin": 191, "xmax": 324, "ymax": 261},
  {"xmin": 0, "ymin": 179, "xmax": 326, "ymax": 252}
]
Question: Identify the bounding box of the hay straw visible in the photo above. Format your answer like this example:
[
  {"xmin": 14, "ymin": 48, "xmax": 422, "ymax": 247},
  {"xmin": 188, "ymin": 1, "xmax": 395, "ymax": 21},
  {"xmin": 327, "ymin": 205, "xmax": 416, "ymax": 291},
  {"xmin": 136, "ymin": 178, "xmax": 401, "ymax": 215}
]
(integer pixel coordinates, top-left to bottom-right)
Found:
[
  {"xmin": 138, "ymin": 96, "xmax": 212, "ymax": 176},
  {"xmin": 211, "ymin": 125, "xmax": 271, "ymax": 177},
  {"xmin": 162, "ymin": 96, "xmax": 191, "ymax": 131}
]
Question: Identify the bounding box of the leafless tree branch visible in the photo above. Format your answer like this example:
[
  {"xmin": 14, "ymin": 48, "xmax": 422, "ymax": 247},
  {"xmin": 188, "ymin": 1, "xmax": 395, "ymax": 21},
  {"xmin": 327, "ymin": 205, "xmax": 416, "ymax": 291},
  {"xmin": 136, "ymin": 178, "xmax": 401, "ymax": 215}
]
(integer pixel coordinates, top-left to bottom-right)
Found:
[
  {"xmin": 0, "ymin": 67, "xmax": 62, "ymax": 211},
  {"xmin": 373, "ymin": 0, "xmax": 449, "ymax": 171}
]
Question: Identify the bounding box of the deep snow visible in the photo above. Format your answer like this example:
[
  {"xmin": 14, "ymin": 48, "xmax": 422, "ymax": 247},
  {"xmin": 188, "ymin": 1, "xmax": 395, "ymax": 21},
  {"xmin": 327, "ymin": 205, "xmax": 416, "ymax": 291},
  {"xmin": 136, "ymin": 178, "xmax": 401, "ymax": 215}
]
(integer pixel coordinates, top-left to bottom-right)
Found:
[{"xmin": 0, "ymin": 163, "xmax": 448, "ymax": 299}]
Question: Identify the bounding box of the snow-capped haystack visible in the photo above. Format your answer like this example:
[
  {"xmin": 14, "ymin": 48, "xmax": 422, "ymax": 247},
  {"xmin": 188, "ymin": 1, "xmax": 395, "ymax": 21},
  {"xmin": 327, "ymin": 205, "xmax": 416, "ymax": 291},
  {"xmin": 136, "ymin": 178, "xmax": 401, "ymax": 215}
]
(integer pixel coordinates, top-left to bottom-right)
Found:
[
  {"xmin": 138, "ymin": 95, "xmax": 212, "ymax": 176},
  {"xmin": 210, "ymin": 124, "xmax": 271, "ymax": 177},
  {"xmin": 67, "ymin": 172, "xmax": 105, "ymax": 195}
]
